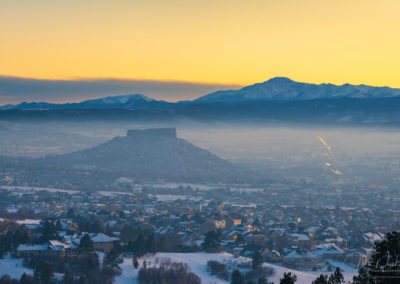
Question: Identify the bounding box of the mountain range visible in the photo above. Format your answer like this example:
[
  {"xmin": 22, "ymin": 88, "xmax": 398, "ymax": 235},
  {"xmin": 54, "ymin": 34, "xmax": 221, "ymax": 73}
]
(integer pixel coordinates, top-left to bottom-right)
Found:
[
  {"xmin": 0, "ymin": 94, "xmax": 175, "ymax": 110},
  {"xmin": 194, "ymin": 77, "xmax": 400, "ymax": 102},
  {"xmin": 2, "ymin": 77, "xmax": 400, "ymax": 110},
  {"xmin": 1, "ymin": 77, "xmax": 400, "ymax": 126}
]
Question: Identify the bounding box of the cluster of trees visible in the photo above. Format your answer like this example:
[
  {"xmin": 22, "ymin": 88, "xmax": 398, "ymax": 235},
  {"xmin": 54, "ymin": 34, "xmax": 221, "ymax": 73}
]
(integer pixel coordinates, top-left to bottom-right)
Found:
[
  {"xmin": 202, "ymin": 231, "xmax": 221, "ymax": 252},
  {"xmin": 312, "ymin": 268, "xmax": 344, "ymax": 284},
  {"xmin": 0, "ymin": 273, "xmax": 34, "ymax": 284},
  {"xmin": 230, "ymin": 269, "xmax": 273, "ymax": 284},
  {"xmin": 126, "ymin": 234, "xmax": 160, "ymax": 257},
  {"xmin": 19, "ymin": 246, "xmax": 119, "ymax": 284},
  {"xmin": 138, "ymin": 258, "xmax": 201, "ymax": 284},
  {"xmin": 121, "ymin": 224, "xmax": 190, "ymax": 256},
  {"xmin": 0, "ymin": 230, "xmax": 29, "ymax": 256},
  {"xmin": 352, "ymin": 231, "xmax": 400, "ymax": 284},
  {"xmin": 207, "ymin": 260, "xmax": 229, "ymax": 280}
]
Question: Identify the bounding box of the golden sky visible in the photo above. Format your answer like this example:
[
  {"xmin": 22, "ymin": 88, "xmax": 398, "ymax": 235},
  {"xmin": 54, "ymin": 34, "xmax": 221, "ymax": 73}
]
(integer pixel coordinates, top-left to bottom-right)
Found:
[{"xmin": 1, "ymin": 0, "xmax": 400, "ymax": 88}]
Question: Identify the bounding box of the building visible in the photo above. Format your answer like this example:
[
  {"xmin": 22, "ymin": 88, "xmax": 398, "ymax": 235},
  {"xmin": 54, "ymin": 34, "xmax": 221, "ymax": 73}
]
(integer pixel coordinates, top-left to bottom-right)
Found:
[{"xmin": 283, "ymin": 249, "xmax": 322, "ymax": 269}]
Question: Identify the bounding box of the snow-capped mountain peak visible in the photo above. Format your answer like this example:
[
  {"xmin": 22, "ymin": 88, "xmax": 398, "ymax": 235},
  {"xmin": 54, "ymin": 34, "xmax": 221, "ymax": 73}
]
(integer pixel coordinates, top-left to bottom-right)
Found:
[
  {"xmin": 195, "ymin": 77, "xmax": 400, "ymax": 102},
  {"xmin": 86, "ymin": 94, "xmax": 155, "ymax": 105}
]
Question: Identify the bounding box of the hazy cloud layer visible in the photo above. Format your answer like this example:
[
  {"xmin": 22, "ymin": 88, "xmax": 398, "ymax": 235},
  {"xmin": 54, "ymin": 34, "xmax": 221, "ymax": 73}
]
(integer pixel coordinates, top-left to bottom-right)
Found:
[{"xmin": 0, "ymin": 76, "xmax": 241, "ymax": 104}]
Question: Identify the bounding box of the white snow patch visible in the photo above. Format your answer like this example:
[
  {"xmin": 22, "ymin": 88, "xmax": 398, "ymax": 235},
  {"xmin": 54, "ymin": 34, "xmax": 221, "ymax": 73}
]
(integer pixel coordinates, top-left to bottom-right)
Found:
[
  {"xmin": 0, "ymin": 256, "xmax": 33, "ymax": 280},
  {"xmin": 115, "ymin": 252, "xmax": 356, "ymax": 284},
  {"xmin": 0, "ymin": 185, "xmax": 79, "ymax": 194}
]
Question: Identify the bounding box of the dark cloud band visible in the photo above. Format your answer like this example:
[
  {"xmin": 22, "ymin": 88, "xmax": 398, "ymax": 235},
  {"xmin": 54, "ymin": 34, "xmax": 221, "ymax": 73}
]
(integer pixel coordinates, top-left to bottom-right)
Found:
[{"xmin": 0, "ymin": 76, "xmax": 241, "ymax": 104}]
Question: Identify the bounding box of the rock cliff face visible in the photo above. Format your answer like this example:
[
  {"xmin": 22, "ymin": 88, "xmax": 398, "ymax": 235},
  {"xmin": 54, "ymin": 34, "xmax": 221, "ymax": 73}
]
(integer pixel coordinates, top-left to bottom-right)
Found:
[{"xmin": 43, "ymin": 128, "xmax": 248, "ymax": 182}]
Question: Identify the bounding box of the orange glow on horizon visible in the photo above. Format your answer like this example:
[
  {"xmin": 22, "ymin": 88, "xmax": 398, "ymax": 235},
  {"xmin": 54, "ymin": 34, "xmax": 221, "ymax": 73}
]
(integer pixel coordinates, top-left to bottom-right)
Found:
[{"xmin": 1, "ymin": 0, "xmax": 400, "ymax": 88}]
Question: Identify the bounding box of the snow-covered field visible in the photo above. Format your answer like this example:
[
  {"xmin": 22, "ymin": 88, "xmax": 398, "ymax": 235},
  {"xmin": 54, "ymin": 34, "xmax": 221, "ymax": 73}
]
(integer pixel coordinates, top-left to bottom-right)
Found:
[
  {"xmin": 0, "ymin": 252, "xmax": 356, "ymax": 283},
  {"xmin": 97, "ymin": 190, "xmax": 135, "ymax": 197},
  {"xmin": 115, "ymin": 252, "xmax": 356, "ymax": 284},
  {"xmin": 151, "ymin": 194, "xmax": 205, "ymax": 202},
  {"xmin": 141, "ymin": 183, "xmax": 215, "ymax": 191},
  {"xmin": 0, "ymin": 256, "xmax": 33, "ymax": 280},
  {"xmin": 0, "ymin": 185, "xmax": 79, "ymax": 194},
  {"xmin": 0, "ymin": 218, "xmax": 42, "ymax": 225}
]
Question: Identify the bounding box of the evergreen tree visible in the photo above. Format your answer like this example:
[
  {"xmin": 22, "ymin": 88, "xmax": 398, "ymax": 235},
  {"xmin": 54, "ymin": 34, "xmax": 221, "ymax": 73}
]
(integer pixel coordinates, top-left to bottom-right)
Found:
[
  {"xmin": 231, "ymin": 269, "xmax": 244, "ymax": 284},
  {"xmin": 20, "ymin": 231, "xmax": 30, "ymax": 244},
  {"xmin": 352, "ymin": 266, "xmax": 372, "ymax": 284},
  {"xmin": 252, "ymin": 251, "xmax": 264, "ymax": 270},
  {"xmin": 328, "ymin": 267, "xmax": 344, "ymax": 284},
  {"xmin": 132, "ymin": 235, "xmax": 146, "ymax": 256},
  {"xmin": 62, "ymin": 269, "xmax": 74, "ymax": 284},
  {"xmin": 353, "ymin": 231, "xmax": 400, "ymax": 284},
  {"xmin": 20, "ymin": 273, "xmax": 34, "ymax": 284},
  {"xmin": 280, "ymin": 272, "xmax": 297, "ymax": 284},
  {"xmin": 79, "ymin": 234, "xmax": 94, "ymax": 252},
  {"xmin": 312, "ymin": 274, "xmax": 329, "ymax": 284},
  {"xmin": 104, "ymin": 248, "xmax": 119, "ymax": 268},
  {"xmin": 40, "ymin": 221, "xmax": 57, "ymax": 242},
  {"xmin": 202, "ymin": 231, "xmax": 221, "ymax": 251},
  {"xmin": 105, "ymin": 224, "xmax": 113, "ymax": 236},
  {"xmin": 146, "ymin": 234, "xmax": 157, "ymax": 254},
  {"xmin": 12, "ymin": 230, "xmax": 22, "ymax": 249},
  {"xmin": 133, "ymin": 257, "xmax": 139, "ymax": 269},
  {"xmin": 34, "ymin": 260, "xmax": 54, "ymax": 284}
]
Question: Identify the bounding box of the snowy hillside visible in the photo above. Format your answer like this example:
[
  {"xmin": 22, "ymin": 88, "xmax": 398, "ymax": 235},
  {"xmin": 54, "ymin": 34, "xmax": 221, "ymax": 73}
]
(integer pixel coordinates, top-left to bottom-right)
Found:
[
  {"xmin": 0, "ymin": 256, "xmax": 33, "ymax": 280},
  {"xmin": 115, "ymin": 252, "xmax": 356, "ymax": 284}
]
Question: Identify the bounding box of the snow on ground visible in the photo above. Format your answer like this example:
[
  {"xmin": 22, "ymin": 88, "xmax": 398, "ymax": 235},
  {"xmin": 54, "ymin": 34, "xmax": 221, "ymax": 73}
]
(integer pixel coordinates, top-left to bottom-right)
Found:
[
  {"xmin": 141, "ymin": 183, "xmax": 214, "ymax": 191},
  {"xmin": 262, "ymin": 261, "xmax": 355, "ymax": 284},
  {"xmin": 116, "ymin": 252, "xmax": 236, "ymax": 284},
  {"xmin": 96, "ymin": 251, "xmax": 106, "ymax": 270},
  {"xmin": 0, "ymin": 256, "xmax": 33, "ymax": 280},
  {"xmin": 115, "ymin": 252, "xmax": 356, "ymax": 284},
  {"xmin": 97, "ymin": 191, "xmax": 134, "ymax": 197},
  {"xmin": 0, "ymin": 218, "xmax": 42, "ymax": 224},
  {"xmin": 0, "ymin": 185, "xmax": 79, "ymax": 194},
  {"xmin": 152, "ymin": 194, "xmax": 204, "ymax": 202}
]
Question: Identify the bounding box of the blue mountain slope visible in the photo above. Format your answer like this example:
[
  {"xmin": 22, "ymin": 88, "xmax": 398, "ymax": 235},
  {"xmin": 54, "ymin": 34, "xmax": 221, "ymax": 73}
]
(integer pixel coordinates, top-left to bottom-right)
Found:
[{"xmin": 195, "ymin": 77, "xmax": 400, "ymax": 102}]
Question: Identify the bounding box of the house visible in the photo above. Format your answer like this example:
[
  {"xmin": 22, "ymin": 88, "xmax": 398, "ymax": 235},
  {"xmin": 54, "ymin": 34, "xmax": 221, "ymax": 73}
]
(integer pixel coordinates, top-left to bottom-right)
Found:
[
  {"xmin": 325, "ymin": 237, "xmax": 347, "ymax": 248},
  {"xmin": 89, "ymin": 233, "xmax": 120, "ymax": 253},
  {"xmin": 16, "ymin": 244, "xmax": 48, "ymax": 258},
  {"xmin": 22, "ymin": 223, "xmax": 42, "ymax": 237},
  {"xmin": 244, "ymin": 233, "xmax": 267, "ymax": 246},
  {"xmin": 313, "ymin": 243, "xmax": 346, "ymax": 261},
  {"xmin": 288, "ymin": 233, "xmax": 312, "ymax": 248},
  {"xmin": 16, "ymin": 239, "xmax": 76, "ymax": 258},
  {"xmin": 283, "ymin": 249, "xmax": 322, "ymax": 269},
  {"xmin": 199, "ymin": 219, "xmax": 226, "ymax": 234},
  {"xmin": 266, "ymin": 250, "xmax": 282, "ymax": 262},
  {"xmin": 66, "ymin": 232, "xmax": 120, "ymax": 253},
  {"xmin": 363, "ymin": 232, "xmax": 384, "ymax": 245}
]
